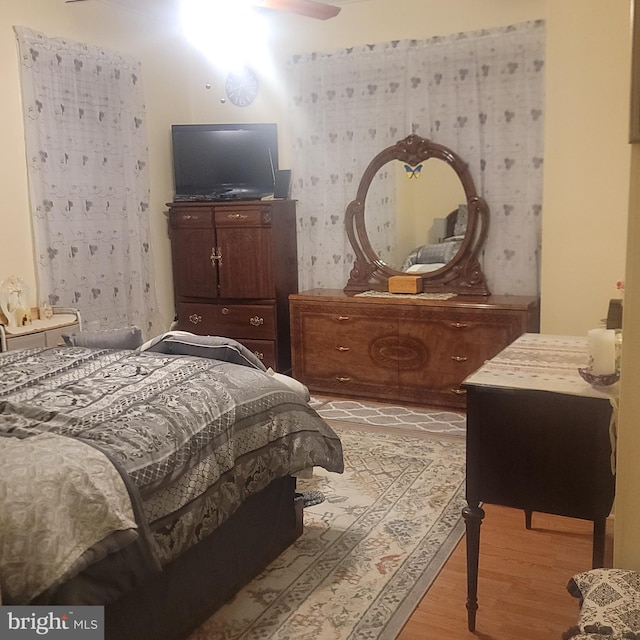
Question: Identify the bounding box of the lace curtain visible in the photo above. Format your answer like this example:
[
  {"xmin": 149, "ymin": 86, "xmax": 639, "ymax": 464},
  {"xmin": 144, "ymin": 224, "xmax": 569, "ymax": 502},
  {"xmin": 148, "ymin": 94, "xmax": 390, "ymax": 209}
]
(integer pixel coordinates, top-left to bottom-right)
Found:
[
  {"xmin": 14, "ymin": 26, "xmax": 160, "ymax": 335},
  {"xmin": 287, "ymin": 20, "xmax": 545, "ymax": 296}
]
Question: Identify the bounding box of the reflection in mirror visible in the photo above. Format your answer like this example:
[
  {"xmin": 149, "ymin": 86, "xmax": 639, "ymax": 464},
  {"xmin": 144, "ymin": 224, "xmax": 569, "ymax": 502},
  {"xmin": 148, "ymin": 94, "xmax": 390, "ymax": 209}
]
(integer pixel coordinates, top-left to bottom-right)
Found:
[
  {"xmin": 344, "ymin": 134, "xmax": 490, "ymax": 295},
  {"xmin": 367, "ymin": 158, "xmax": 467, "ymax": 272}
]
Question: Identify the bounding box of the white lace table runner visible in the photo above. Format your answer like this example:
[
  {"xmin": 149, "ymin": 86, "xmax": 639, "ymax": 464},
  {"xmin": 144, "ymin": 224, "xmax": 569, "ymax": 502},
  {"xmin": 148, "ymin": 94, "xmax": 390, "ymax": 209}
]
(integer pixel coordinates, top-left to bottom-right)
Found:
[
  {"xmin": 355, "ymin": 290, "xmax": 457, "ymax": 300},
  {"xmin": 464, "ymin": 333, "xmax": 616, "ymax": 400}
]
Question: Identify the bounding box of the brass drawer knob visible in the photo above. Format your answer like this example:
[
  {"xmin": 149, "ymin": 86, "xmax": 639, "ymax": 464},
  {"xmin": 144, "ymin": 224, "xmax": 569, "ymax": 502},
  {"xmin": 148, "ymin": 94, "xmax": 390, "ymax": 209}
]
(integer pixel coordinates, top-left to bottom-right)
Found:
[
  {"xmin": 336, "ymin": 316, "xmax": 350, "ymax": 321},
  {"xmin": 221, "ymin": 307, "xmax": 230, "ymax": 315},
  {"xmin": 189, "ymin": 314, "xmax": 202, "ymax": 325},
  {"xmin": 451, "ymin": 388, "xmax": 467, "ymax": 395},
  {"xmin": 336, "ymin": 376, "xmax": 351, "ymax": 382},
  {"xmin": 228, "ymin": 213, "xmax": 248, "ymax": 220},
  {"xmin": 249, "ymin": 316, "xmax": 264, "ymax": 327},
  {"xmin": 451, "ymin": 322, "xmax": 468, "ymax": 329},
  {"xmin": 336, "ymin": 346, "xmax": 350, "ymax": 352},
  {"xmin": 451, "ymin": 355, "xmax": 468, "ymax": 362}
]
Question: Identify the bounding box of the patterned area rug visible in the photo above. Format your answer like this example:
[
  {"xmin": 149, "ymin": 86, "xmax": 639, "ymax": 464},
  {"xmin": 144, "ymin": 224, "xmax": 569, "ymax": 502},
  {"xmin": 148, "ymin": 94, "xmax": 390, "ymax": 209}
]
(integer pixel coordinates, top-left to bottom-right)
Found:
[
  {"xmin": 310, "ymin": 396, "xmax": 466, "ymax": 436},
  {"xmin": 188, "ymin": 424, "xmax": 466, "ymax": 640}
]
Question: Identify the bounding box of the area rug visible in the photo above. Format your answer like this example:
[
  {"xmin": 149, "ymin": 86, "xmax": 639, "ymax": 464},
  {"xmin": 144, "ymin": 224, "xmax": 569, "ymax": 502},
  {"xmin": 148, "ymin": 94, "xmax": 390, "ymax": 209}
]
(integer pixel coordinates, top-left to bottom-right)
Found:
[
  {"xmin": 310, "ymin": 396, "xmax": 466, "ymax": 436},
  {"xmin": 188, "ymin": 425, "xmax": 466, "ymax": 640}
]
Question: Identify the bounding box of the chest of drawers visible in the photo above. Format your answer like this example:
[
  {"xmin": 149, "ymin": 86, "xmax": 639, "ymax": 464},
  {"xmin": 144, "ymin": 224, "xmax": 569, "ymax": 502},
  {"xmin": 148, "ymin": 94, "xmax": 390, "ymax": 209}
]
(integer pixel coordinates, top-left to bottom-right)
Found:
[
  {"xmin": 289, "ymin": 289, "xmax": 539, "ymax": 408},
  {"xmin": 168, "ymin": 200, "xmax": 298, "ymax": 372}
]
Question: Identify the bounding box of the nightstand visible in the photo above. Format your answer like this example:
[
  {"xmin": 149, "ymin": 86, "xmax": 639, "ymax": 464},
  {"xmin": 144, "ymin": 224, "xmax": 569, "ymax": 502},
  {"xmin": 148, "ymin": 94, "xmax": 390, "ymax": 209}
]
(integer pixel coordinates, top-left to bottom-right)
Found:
[{"xmin": 0, "ymin": 307, "xmax": 82, "ymax": 352}]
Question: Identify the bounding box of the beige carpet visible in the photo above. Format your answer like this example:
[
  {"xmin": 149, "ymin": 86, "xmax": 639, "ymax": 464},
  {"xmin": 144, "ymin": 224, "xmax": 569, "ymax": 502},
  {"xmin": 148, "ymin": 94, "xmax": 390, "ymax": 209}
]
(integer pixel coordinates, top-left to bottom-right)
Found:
[{"xmin": 188, "ymin": 421, "xmax": 466, "ymax": 640}]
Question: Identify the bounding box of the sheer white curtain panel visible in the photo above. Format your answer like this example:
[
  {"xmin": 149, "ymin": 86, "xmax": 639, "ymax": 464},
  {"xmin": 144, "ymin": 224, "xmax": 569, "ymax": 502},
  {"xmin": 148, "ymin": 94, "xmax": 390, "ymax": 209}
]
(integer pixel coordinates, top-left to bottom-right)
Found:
[
  {"xmin": 286, "ymin": 21, "xmax": 545, "ymax": 296},
  {"xmin": 14, "ymin": 26, "xmax": 161, "ymax": 336}
]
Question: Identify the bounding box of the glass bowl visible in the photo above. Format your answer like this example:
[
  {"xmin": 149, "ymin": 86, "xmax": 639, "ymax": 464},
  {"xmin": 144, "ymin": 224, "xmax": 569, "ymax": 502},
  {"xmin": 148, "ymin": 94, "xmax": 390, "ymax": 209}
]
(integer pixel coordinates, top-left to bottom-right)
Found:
[{"xmin": 578, "ymin": 367, "xmax": 620, "ymax": 387}]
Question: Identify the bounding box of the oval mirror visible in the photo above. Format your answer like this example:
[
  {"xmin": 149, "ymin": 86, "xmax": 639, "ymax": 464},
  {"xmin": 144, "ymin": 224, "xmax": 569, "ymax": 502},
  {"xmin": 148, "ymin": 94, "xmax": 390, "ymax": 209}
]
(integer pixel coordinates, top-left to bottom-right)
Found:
[
  {"xmin": 367, "ymin": 157, "xmax": 467, "ymax": 273},
  {"xmin": 344, "ymin": 134, "xmax": 490, "ymax": 295}
]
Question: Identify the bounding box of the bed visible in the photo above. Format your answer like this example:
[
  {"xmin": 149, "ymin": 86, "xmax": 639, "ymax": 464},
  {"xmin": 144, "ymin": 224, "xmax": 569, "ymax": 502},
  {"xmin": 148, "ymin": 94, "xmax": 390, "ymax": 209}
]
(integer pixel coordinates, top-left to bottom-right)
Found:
[
  {"xmin": 0, "ymin": 331, "xmax": 344, "ymax": 639},
  {"xmin": 400, "ymin": 204, "xmax": 467, "ymax": 274}
]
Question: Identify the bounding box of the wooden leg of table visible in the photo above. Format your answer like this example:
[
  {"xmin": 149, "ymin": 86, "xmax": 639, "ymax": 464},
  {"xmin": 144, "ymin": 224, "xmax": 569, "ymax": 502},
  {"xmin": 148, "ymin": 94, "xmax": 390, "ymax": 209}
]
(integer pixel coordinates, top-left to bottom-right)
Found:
[
  {"xmin": 593, "ymin": 518, "xmax": 606, "ymax": 568},
  {"xmin": 463, "ymin": 504, "xmax": 485, "ymax": 632}
]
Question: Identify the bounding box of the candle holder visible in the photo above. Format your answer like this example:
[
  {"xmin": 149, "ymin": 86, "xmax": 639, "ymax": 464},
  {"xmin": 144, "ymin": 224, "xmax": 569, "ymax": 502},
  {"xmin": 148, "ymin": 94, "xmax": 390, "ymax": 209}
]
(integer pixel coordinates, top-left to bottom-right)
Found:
[{"xmin": 578, "ymin": 367, "xmax": 620, "ymax": 387}]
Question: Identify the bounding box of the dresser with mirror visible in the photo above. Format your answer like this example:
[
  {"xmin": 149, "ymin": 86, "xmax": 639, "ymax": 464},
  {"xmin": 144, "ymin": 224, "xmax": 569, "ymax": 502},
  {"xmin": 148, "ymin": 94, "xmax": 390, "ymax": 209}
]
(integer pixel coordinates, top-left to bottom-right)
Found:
[{"xmin": 289, "ymin": 134, "xmax": 539, "ymax": 408}]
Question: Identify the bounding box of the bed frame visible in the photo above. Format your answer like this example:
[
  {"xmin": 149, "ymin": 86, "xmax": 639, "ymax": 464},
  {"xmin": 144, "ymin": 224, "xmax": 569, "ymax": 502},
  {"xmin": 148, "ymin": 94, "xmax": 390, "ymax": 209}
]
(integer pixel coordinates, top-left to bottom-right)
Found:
[{"xmin": 46, "ymin": 476, "xmax": 303, "ymax": 640}]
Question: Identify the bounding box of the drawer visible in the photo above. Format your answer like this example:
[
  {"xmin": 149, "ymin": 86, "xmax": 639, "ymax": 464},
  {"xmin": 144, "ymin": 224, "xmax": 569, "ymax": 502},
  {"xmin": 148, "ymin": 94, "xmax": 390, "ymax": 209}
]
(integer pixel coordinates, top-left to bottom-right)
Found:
[
  {"xmin": 46, "ymin": 322, "xmax": 80, "ymax": 347},
  {"xmin": 170, "ymin": 208, "xmax": 214, "ymax": 228},
  {"xmin": 177, "ymin": 302, "xmax": 276, "ymax": 340},
  {"xmin": 298, "ymin": 309, "xmax": 396, "ymax": 348},
  {"xmin": 439, "ymin": 312, "xmax": 527, "ymax": 347},
  {"xmin": 240, "ymin": 339, "xmax": 276, "ymax": 370},
  {"xmin": 293, "ymin": 312, "xmax": 396, "ymax": 390},
  {"xmin": 214, "ymin": 207, "xmax": 270, "ymax": 227},
  {"xmin": 6, "ymin": 332, "xmax": 46, "ymax": 351}
]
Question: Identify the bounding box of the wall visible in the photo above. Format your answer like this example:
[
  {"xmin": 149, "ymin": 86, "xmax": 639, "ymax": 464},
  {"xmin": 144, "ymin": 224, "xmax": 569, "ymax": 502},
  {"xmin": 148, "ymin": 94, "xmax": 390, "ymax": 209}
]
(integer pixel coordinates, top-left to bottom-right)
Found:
[
  {"xmin": 615, "ymin": 143, "xmax": 640, "ymax": 570},
  {"xmin": 541, "ymin": 1, "xmax": 631, "ymax": 335}
]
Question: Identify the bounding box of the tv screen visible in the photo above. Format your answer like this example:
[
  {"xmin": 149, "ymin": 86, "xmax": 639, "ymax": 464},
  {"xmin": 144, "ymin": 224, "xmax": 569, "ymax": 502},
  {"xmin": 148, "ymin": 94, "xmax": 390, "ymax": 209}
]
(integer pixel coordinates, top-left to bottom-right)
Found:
[{"xmin": 171, "ymin": 123, "xmax": 278, "ymax": 201}]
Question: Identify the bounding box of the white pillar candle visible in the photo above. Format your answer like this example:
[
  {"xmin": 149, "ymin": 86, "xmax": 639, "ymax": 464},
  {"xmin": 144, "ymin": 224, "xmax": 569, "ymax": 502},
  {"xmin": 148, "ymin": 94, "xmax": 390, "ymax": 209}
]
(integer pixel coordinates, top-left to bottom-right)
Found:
[{"xmin": 588, "ymin": 328, "xmax": 617, "ymax": 375}]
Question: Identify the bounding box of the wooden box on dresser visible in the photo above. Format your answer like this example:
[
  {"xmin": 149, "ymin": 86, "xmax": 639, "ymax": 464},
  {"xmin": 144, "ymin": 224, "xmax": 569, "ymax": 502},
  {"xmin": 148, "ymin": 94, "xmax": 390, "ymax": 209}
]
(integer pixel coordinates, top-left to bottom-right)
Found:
[
  {"xmin": 168, "ymin": 200, "xmax": 297, "ymax": 372},
  {"xmin": 289, "ymin": 289, "xmax": 540, "ymax": 408}
]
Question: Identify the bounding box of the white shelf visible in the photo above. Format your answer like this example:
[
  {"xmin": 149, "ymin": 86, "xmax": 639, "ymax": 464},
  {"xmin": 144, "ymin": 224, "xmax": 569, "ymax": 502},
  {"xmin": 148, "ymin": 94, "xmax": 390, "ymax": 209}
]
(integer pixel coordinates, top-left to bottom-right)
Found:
[{"xmin": 0, "ymin": 308, "xmax": 81, "ymax": 352}]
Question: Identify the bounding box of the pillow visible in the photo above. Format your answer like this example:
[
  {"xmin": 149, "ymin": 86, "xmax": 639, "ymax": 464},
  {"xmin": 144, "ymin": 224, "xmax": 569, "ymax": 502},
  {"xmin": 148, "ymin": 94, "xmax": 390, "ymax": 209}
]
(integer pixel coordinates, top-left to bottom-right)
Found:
[
  {"xmin": 62, "ymin": 326, "xmax": 143, "ymax": 350},
  {"xmin": 453, "ymin": 204, "xmax": 469, "ymax": 236},
  {"xmin": 265, "ymin": 367, "xmax": 310, "ymax": 401},
  {"xmin": 140, "ymin": 331, "xmax": 267, "ymax": 371},
  {"xmin": 401, "ymin": 239, "xmax": 462, "ymax": 271},
  {"xmin": 562, "ymin": 569, "xmax": 640, "ymax": 640}
]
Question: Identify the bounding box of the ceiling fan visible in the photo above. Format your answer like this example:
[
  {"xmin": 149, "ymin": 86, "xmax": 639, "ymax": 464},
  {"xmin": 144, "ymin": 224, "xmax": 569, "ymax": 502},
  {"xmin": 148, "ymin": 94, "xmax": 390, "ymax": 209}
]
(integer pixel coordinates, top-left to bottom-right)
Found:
[{"xmin": 65, "ymin": 0, "xmax": 341, "ymax": 20}]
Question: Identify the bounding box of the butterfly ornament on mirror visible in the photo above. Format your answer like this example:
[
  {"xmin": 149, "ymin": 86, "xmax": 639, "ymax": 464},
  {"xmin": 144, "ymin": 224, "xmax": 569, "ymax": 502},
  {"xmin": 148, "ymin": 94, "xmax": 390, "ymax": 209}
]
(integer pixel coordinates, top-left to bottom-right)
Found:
[{"xmin": 404, "ymin": 163, "xmax": 423, "ymax": 179}]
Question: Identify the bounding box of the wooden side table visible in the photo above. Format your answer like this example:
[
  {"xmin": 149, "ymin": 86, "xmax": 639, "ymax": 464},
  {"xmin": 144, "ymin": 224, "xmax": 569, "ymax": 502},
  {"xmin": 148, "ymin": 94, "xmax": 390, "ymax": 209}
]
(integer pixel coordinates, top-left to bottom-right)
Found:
[
  {"xmin": 462, "ymin": 333, "xmax": 617, "ymax": 632},
  {"xmin": 0, "ymin": 307, "xmax": 81, "ymax": 352}
]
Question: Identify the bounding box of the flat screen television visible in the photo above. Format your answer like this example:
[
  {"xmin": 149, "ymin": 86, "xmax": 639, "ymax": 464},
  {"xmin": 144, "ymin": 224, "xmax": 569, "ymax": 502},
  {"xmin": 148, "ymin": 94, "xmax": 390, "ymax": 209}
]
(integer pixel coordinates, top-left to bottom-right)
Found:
[{"xmin": 171, "ymin": 123, "xmax": 278, "ymax": 201}]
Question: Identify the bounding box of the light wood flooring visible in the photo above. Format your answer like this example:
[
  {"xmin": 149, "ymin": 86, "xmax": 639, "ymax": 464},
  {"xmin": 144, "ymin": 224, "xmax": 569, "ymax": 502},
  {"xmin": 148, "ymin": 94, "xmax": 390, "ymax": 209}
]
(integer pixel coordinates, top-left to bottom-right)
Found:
[{"xmin": 398, "ymin": 505, "xmax": 613, "ymax": 640}]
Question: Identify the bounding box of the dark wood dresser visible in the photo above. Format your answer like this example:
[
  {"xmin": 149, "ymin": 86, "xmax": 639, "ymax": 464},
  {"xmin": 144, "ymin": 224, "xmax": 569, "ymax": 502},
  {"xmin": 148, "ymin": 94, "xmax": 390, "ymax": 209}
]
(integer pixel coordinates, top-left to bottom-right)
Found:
[
  {"xmin": 168, "ymin": 200, "xmax": 298, "ymax": 372},
  {"xmin": 462, "ymin": 333, "xmax": 616, "ymax": 631},
  {"xmin": 289, "ymin": 289, "xmax": 539, "ymax": 408}
]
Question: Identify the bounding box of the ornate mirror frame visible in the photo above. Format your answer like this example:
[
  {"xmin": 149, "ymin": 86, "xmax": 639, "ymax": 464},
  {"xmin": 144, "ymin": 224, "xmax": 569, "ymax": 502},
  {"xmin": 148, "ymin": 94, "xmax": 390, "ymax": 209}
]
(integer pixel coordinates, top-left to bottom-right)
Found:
[{"xmin": 344, "ymin": 134, "xmax": 491, "ymax": 296}]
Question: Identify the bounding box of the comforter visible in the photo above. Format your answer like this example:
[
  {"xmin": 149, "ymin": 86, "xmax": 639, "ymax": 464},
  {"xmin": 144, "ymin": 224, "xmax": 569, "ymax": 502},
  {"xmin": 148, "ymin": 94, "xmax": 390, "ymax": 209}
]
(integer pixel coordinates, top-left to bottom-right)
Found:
[{"xmin": 0, "ymin": 341, "xmax": 344, "ymax": 605}]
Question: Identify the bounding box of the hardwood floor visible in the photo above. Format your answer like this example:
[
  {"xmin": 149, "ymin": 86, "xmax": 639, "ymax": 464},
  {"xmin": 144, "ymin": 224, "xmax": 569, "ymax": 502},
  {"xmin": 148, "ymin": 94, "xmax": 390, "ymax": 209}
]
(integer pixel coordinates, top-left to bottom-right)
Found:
[{"xmin": 398, "ymin": 505, "xmax": 612, "ymax": 640}]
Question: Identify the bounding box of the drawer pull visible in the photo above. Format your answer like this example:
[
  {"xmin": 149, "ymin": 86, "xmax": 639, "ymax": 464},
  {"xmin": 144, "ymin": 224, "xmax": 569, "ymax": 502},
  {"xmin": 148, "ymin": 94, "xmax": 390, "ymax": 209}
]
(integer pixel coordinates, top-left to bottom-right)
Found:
[
  {"xmin": 336, "ymin": 346, "xmax": 350, "ymax": 352},
  {"xmin": 189, "ymin": 314, "xmax": 202, "ymax": 325},
  {"xmin": 221, "ymin": 307, "xmax": 230, "ymax": 315},
  {"xmin": 254, "ymin": 351, "xmax": 264, "ymax": 360},
  {"xmin": 249, "ymin": 315, "xmax": 264, "ymax": 327},
  {"xmin": 228, "ymin": 213, "xmax": 248, "ymax": 220},
  {"xmin": 451, "ymin": 322, "xmax": 468, "ymax": 329},
  {"xmin": 451, "ymin": 388, "xmax": 467, "ymax": 395},
  {"xmin": 210, "ymin": 247, "xmax": 222, "ymax": 266},
  {"xmin": 451, "ymin": 355, "xmax": 468, "ymax": 362},
  {"xmin": 336, "ymin": 376, "xmax": 352, "ymax": 382},
  {"xmin": 336, "ymin": 316, "xmax": 350, "ymax": 321}
]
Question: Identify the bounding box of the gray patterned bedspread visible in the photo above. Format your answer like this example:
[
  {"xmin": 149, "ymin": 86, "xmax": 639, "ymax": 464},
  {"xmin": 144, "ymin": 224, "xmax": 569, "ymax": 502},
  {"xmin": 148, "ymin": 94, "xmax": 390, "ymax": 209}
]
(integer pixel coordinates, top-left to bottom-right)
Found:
[{"xmin": 0, "ymin": 345, "xmax": 344, "ymax": 604}]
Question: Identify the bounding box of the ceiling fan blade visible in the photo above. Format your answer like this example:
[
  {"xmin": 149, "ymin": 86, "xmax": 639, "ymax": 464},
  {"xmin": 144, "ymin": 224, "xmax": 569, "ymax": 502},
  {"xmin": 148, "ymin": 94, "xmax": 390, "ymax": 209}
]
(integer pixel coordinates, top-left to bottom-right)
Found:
[{"xmin": 256, "ymin": 0, "xmax": 341, "ymax": 20}]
